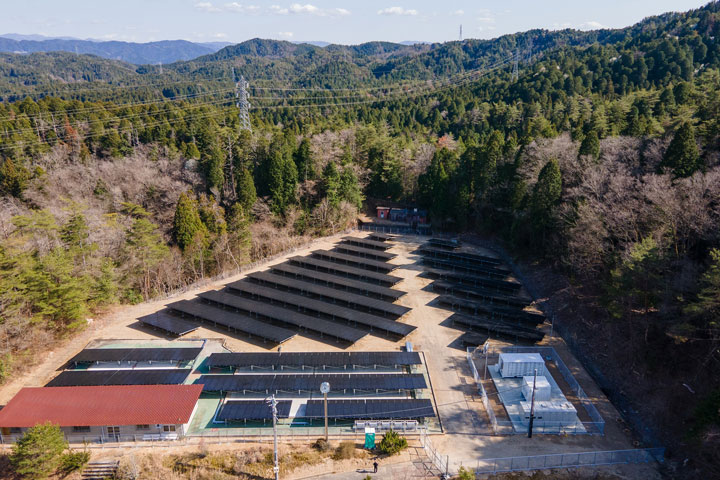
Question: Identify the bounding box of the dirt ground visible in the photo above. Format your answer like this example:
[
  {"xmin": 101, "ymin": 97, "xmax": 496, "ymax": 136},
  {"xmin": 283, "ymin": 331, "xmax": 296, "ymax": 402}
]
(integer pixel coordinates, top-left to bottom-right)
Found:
[{"xmin": 0, "ymin": 232, "xmax": 662, "ymax": 478}]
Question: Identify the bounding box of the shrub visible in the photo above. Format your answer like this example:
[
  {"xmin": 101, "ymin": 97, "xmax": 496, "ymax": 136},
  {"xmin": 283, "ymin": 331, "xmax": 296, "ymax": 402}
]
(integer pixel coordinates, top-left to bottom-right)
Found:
[
  {"xmin": 10, "ymin": 422, "xmax": 68, "ymax": 479},
  {"xmin": 457, "ymin": 465, "xmax": 475, "ymax": 480},
  {"xmin": 377, "ymin": 430, "xmax": 407, "ymax": 456},
  {"xmin": 333, "ymin": 442, "xmax": 356, "ymax": 460},
  {"xmin": 312, "ymin": 438, "xmax": 331, "ymax": 452},
  {"xmin": 59, "ymin": 450, "xmax": 90, "ymax": 474}
]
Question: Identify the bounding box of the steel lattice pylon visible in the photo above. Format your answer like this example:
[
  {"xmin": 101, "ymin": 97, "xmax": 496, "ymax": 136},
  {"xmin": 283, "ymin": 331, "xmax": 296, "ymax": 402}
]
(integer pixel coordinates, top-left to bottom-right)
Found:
[{"xmin": 236, "ymin": 75, "xmax": 252, "ymax": 132}]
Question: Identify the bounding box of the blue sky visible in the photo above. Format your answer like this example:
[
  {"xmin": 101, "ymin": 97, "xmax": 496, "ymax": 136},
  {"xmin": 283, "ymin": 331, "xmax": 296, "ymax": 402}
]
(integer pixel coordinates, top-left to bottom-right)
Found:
[{"xmin": 0, "ymin": 1, "xmax": 711, "ymax": 45}]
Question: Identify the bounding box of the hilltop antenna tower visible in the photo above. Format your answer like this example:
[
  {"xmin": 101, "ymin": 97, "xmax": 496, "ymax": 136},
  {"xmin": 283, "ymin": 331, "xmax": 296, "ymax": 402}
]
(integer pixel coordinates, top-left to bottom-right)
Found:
[
  {"xmin": 512, "ymin": 46, "xmax": 519, "ymax": 81},
  {"xmin": 234, "ymin": 68, "xmax": 252, "ymax": 132}
]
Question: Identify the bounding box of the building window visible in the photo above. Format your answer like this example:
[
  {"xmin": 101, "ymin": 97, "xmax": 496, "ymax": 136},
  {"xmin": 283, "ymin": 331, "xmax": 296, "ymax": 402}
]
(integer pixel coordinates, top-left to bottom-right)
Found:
[
  {"xmin": 136, "ymin": 425, "xmax": 150, "ymax": 430},
  {"xmin": 72, "ymin": 426, "xmax": 91, "ymax": 433},
  {"xmin": 10, "ymin": 427, "xmax": 22, "ymax": 434},
  {"xmin": 162, "ymin": 425, "xmax": 176, "ymax": 432}
]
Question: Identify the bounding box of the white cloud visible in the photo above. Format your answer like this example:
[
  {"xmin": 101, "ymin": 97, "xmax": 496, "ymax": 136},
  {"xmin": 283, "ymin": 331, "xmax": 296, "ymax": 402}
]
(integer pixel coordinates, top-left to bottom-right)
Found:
[
  {"xmin": 195, "ymin": 2, "xmax": 261, "ymax": 13},
  {"xmin": 270, "ymin": 4, "xmax": 350, "ymax": 16},
  {"xmin": 451, "ymin": 10, "xmax": 464, "ymax": 16},
  {"xmin": 377, "ymin": 7, "xmax": 418, "ymax": 16},
  {"xmin": 195, "ymin": 2, "xmax": 221, "ymax": 12},
  {"xmin": 278, "ymin": 31, "xmax": 294, "ymax": 38},
  {"xmin": 211, "ymin": 32, "xmax": 228, "ymax": 38}
]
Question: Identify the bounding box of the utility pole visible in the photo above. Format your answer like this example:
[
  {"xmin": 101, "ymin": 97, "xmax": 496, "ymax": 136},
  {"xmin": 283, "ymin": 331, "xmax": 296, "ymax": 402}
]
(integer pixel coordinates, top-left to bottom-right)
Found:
[
  {"xmin": 234, "ymin": 68, "xmax": 252, "ymax": 132},
  {"xmin": 528, "ymin": 369, "xmax": 538, "ymax": 438},
  {"xmin": 267, "ymin": 395, "xmax": 280, "ymax": 480}
]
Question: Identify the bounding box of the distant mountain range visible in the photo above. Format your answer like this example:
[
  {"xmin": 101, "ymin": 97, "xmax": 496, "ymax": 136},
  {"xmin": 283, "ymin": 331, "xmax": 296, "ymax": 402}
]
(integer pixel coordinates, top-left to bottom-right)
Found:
[{"xmin": 0, "ymin": 35, "xmax": 232, "ymax": 64}]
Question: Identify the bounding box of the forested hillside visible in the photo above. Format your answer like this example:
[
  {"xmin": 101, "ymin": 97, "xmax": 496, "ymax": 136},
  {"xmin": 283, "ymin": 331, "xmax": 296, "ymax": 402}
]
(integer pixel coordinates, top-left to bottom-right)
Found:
[{"xmin": 1, "ymin": 1, "xmax": 720, "ymax": 477}]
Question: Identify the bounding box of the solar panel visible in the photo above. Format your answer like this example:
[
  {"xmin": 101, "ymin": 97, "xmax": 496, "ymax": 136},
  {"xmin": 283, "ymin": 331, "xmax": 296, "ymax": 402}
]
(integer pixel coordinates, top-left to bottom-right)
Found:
[
  {"xmin": 197, "ymin": 290, "xmax": 367, "ymax": 343},
  {"xmin": 197, "ymin": 374, "xmax": 427, "ymax": 393},
  {"xmin": 437, "ymin": 296, "xmax": 544, "ymax": 325},
  {"xmin": 311, "ymin": 250, "xmax": 396, "ymax": 273},
  {"xmin": 217, "ymin": 401, "xmax": 292, "ymax": 421},
  {"xmin": 333, "ymin": 244, "xmax": 396, "ymax": 261},
  {"xmin": 69, "ymin": 347, "xmax": 202, "ymax": 364},
  {"xmin": 225, "ymin": 282, "xmax": 415, "ymax": 337},
  {"xmin": 246, "ymin": 271, "xmax": 410, "ymax": 319},
  {"xmin": 167, "ymin": 299, "xmax": 297, "ymax": 344},
  {"xmin": 430, "ymin": 281, "xmax": 529, "ymax": 308},
  {"xmin": 421, "ymin": 257, "xmax": 511, "ymax": 280},
  {"xmin": 138, "ymin": 312, "xmax": 199, "ymax": 336},
  {"xmin": 270, "ymin": 263, "xmax": 405, "ymax": 301},
  {"xmin": 368, "ymin": 233, "xmax": 392, "ymax": 242},
  {"xmin": 46, "ymin": 369, "xmax": 191, "ymax": 387},
  {"xmin": 341, "ymin": 236, "xmax": 393, "ymax": 251},
  {"xmin": 419, "ymin": 246, "xmax": 505, "ymax": 268},
  {"xmin": 289, "ymin": 256, "xmax": 402, "ymax": 286},
  {"xmin": 423, "ymin": 267, "xmax": 521, "ymax": 293},
  {"xmin": 206, "ymin": 351, "xmax": 422, "ymax": 369},
  {"xmin": 304, "ymin": 399, "xmax": 435, "ymax": 419}
]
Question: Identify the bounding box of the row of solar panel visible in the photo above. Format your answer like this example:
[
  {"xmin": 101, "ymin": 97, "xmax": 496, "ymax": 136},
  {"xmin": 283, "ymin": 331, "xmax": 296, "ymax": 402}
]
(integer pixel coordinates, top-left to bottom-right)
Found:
[
  {"xmin": 225, "ymin": 282, "xmax": 415, "ymax": 337},
  {"xmin": 305, "ymin": 399, "xmax": 436, "ymax": 419},
  {"xmin": 47, "ymin": 369, "xmax": 191, "ymax": 387},
  {"xmin": 69, "ymin": 348, "xmax": 202, "ymax": 364},
  {"xmin": 341, "ymin": 236, "xmax": 392, "ymax": 252},
  {"xmin": 197, "ymin": 374, "xmax": 427, "ymax": 392},
  {"xmin": 216, "ymin": 398, "xmax": 435, "ymax": 421},
  {"xmin": 207, "ymin": 351, "xmax": 422, "ymax": 369},
  {"xmin": 217, "ymin": 401, "xmax": 292, "ymax": 421}
]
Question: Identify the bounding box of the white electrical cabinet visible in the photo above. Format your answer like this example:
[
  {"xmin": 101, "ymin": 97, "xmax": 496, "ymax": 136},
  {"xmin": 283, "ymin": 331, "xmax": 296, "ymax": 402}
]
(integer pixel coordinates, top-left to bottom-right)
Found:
[
  {"xmin": 520, "ymin": 400, "xmax": 577, "ymax": 425},
  {"xmin": 521, "ymin": 375, "xmax": 552, "ymax": 401},
  {"xmin": 498, "ymin": 353, "xmax": 545, "ymax": 378}
]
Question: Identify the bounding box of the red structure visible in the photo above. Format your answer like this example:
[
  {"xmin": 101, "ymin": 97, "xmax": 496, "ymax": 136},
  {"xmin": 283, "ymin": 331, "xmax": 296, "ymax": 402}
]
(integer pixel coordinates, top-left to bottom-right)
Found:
[{"xmin": 376, "ymin": 206, "xmax": 390, "ymax": 220}]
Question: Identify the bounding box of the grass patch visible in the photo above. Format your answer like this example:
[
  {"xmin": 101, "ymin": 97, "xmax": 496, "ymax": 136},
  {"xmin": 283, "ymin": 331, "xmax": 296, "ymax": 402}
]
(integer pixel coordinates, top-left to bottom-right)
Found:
[{"xmin": 332, "ymin": 442, "xmax": 357, "ymax": 460}]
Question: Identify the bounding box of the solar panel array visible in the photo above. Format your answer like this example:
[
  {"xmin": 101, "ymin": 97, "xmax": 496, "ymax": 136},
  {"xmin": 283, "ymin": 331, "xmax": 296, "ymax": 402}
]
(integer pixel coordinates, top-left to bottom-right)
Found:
[
  {"xmin": 146, "ymin": 235, "xmax": 415, "ymax": 347},
  {"xmin": 368, "ymin": 232, "xmax": 392, "ymax": 242},
  {"xmin": 305, "ymin": 399, "xmax": 435, "ymax": 419},
  {"xmin": 168, "ymin": 299, "xmax": 297, "ymax": 344},
  {"xmin": 333, "ymin": 244, "xmax": 396, "ymax": 261},
  {"xmin": 245, "ymin": 271, "xmax": 409, "ymax": 318},
  {"xmin": 217, "ymin": 401, "xmax": 292, "ymax": 421},
  {"xmin": 341, "ymin": 236, "xmax": 392, "ymax": 251},
  {"xmin": 206, "ymin": 351, "xmax": 422, "ymax": 369},
  {"xmin": 69, "ymin": 347, "xmax": 202, "ymax": 364},
  {"xmin": 270, "ymin": 263, "xmax": 405, "ymax": 301},
  {"xmin": 198, "ymin": 374, "xmax": 427, "ymax": 393},
  {"xmin": 288, "ymin": 256, "xmax": 401, "ymax": 286},
  {"xmin": 46, "ymin": 369, "xmax": 191, "ymax": 387},
  {"xmin": 419, "ymin": 239, "xmax": 545, "ymax": 346},
  {"xmin": 138, "ymin": 312, "xmax": 199, "ymax": 336}
]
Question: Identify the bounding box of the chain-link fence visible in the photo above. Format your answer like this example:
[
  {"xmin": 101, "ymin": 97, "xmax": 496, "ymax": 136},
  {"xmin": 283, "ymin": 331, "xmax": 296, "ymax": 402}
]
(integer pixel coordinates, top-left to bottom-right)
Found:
[{"xmin": 471, "ymin": 448, "xmax": 665, "ymax": 474}]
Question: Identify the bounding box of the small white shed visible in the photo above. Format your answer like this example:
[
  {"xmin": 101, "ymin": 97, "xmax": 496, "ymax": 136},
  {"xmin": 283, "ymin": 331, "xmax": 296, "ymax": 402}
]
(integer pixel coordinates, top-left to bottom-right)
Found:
[
  {"xmin": 521, "ymin": 375, "xmax": 552, "ymax": 401},
  {"xmin": 498, "ymin": 353, "xmax": 545, "ymax": 378},
  {"xmin": 520, "ymin": 400, "xmax": 577, "ymax": 425}
]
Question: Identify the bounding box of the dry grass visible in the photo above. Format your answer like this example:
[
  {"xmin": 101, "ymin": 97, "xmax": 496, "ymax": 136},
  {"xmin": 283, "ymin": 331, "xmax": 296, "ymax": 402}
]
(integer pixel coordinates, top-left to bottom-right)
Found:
[{"xmin": 332, "ymin": 441, "xmax": 357, "ymax": 461}]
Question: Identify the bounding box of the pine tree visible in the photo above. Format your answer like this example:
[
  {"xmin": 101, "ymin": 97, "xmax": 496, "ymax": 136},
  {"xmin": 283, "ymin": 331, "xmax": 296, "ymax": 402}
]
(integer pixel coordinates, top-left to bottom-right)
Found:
[
  {"xmin": 321, "ymin": 162, "xmax": 341, "ymax": 207},
  {"xmin": 661, "ymin": 123, "xmax": 701, "ymax": 177},
  {"xmin": 268, "ymin": 149, "xmax": 298, "ymax": 215},
  {"xmin": 173, "ymin": 192, "xmax": 207, "ymax": 251},
  {"xmin": 338, "ymin": 167, "xmax": 364, "ymax": 209},
  {"xmin": 124, "ymin": 217, "xmax": 169, "ymax": 299},
  {"xmin": 235, "ymin": 167, "xmax": 257, "ymax": 212},
  {"xmin": 0, "ymin": 157, "xmax": 30, "ymax": 197},
  {"xmin": 530, "ymin": 159, "xmax": 562, "ymax": 232},
  {"xmin": 11, "ymin": 422, "xmax": 68, "ymax": 479},
  {"xmin": 294, "ymin": 138, "xmax": 316, "ymax": 182},
  {"xmin": 578, "ymin": 130, "xmax": 600, "ymax": 159}
]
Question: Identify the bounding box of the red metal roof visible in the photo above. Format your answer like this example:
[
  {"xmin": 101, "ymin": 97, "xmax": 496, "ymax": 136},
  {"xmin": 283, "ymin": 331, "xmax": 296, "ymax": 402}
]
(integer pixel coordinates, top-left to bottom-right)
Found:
[{"xmin": 0, "ymin": 384, "xmax": 203, "ymax": 427}]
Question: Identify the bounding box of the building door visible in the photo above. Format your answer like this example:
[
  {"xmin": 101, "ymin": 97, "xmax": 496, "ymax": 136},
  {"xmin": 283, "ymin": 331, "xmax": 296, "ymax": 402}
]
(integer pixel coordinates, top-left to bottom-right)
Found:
[{"xmin": 106, "ymin": 426, "xmax": 120, "ymax": 441}]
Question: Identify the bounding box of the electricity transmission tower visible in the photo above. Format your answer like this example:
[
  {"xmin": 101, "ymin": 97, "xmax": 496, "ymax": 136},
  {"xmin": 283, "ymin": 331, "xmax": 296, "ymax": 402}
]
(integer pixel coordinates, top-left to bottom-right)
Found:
[
  {"xmin": 512, "ymin": 46, "xmax": 520, "ymax": 82},
  {"xmin": 234, "ymin": 68, "xmax": 252, "ymax": 132},
  {"xmin": 459, "ymin": 25, "xmax": 463, "ymax": 41}
]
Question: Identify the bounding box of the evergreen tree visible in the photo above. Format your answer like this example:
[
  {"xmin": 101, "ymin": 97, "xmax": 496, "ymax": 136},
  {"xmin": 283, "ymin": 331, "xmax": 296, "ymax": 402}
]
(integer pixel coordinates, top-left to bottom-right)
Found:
[
  {"xmin": 0, "ymin": 157, "xmax": 30, "ymax": 197},
  {"xmin": 294, "ymin": 138, "xmax": 316, "ymax": 182},
  {"xmin": 530, "ymin": 159, "xmax": 562, "ymax": 232},
  {"xmin": 11, "ymin": 422, "xmax": 68, "ymax": 479},
  {"xmin": 321, "ymin": 162, "xmax": 341, "ymax": 207},
  {"xmin": 235, "ymin": 167, "xmax": 257, "ymax": 212},
  {"xmin": 124, "ymin": 217, "xmax": 169, "ymax": 299},
  {"xmin": 661, "ymin": 123, "xmax": 701, "ymax": 177},
  {"xmin": 173, "ymin": 192, "xmax": 207, "ymax": 251},
  {"xmin": 268, "ymin": 149, "xmax": 298, "ymax": 215},
  {"xmin": 338, "ymin": 167, "xmax": 364, "ymax": 209},
  {"xmin": 578, "ymin": 130, "xmax": 600, "ymax": 159}
]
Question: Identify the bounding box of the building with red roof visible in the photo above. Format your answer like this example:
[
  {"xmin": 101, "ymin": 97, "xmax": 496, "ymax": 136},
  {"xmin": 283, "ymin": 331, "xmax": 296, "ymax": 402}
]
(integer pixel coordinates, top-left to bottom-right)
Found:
[{"xmin": 0, "ymin": 384, "xmax": 203, "ymax": 443}]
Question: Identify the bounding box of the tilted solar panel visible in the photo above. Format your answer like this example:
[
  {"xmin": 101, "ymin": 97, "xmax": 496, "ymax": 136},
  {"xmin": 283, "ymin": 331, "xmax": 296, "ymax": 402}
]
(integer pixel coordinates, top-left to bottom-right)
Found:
[{"xmin": 46, "ymin": 369, "xmax": 191, "ymax": 387}]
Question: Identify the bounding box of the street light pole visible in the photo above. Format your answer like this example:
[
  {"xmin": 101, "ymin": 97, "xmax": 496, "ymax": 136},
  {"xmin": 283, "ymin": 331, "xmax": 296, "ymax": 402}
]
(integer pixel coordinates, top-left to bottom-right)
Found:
[{"xmin": 320, "ymin": 382, "xmax": 330, "ymax": 442}]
